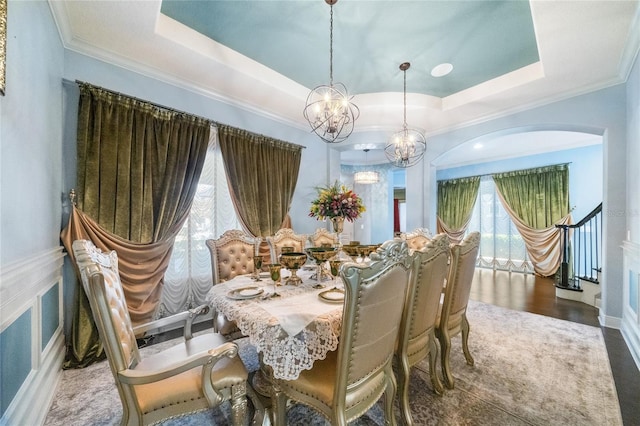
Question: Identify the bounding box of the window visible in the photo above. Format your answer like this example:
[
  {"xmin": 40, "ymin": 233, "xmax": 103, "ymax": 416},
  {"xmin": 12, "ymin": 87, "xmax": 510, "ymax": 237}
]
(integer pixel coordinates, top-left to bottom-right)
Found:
[
  {"xmin": 468, "ymin": 176, "xmax": 532, "ymax": 273},
  {"xmin": 159, "ymin": 136, "xmax": 241, "ymax": 317}
]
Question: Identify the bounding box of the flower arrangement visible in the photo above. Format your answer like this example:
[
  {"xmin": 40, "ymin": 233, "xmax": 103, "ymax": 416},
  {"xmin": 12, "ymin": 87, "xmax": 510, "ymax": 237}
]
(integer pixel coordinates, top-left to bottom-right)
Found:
[{"xmin": 309, "ymin": 181, "xmax": 365, "ymax": 222}]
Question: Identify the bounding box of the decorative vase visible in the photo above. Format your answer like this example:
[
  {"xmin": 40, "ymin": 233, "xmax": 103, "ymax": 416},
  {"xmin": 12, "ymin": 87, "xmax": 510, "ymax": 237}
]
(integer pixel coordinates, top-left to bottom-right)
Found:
[
  {"xmin": 330, "ymin": 216, "xmax": 351, "ymax": 261},
  {"xmin": 331, "ymin": 216, "xmax": 344, "ymax": 234}
]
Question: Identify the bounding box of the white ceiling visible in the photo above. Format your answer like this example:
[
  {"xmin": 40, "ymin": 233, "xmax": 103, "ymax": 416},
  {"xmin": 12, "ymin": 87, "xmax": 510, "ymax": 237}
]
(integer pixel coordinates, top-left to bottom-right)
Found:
[{"xmin": 49, "ymin": 1, "xmax": 639, "ymax": 164}]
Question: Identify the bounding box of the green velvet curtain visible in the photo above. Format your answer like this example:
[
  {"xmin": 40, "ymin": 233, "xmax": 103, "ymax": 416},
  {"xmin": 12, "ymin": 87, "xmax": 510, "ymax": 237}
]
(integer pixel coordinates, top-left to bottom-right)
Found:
[
  {"xmin": 436, "ymin": 176, "xmax": 481, "ymax": 244},
  {"xmin": 492, "ymin": 164, "xmax": 570, "ymax": 228},
  {"xmin": 217, "ymin": 125, "xmax": 302, "ymax": 237},
  {"xmin": 62, "ymin": 83, "xmax": 210, "ymax": 368},
  {"xmin": 491, "ymin": 164, "xmax": 571, "ymax": 276}
]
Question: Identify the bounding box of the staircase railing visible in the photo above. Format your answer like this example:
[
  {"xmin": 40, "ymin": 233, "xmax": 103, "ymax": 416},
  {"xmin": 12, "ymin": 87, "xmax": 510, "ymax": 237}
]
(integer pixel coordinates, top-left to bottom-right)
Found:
[{"xmin": 556, "ymin": 203, "xmax": 602, "ymax": 288}]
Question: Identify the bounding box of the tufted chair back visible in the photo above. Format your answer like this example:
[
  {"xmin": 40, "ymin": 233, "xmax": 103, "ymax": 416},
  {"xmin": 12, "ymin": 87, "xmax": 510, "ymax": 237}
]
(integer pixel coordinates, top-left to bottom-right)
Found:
[
  {"xmin": 266, "ymin": 228, "xmax": 307, "ymax": 262},
  {"xmin": 71, "ymin": 239, "xmax": 256, "ymax": 426},
  {"xmin": 271, "ymin": 239, "xmax": 412, "ymax": 425},
  {"xmin": 308, "ymin": 227, "xmax": 338, "ymax": 247},
  {"xmin": 73, "ymin": 240, "xmax": 140, "ymax": 373},
  {"xmin": 396, "ymin": 233, "xmax": 451, "ymax": 424},
  {"xmin": 400, "ymin": 227, "xmax": 433, "ymax": 251},
  {"xmin": 436, "ymin": 231, "xmax": 480, "ymax": 389},
  {"xmin": 206, "ymin": 230, "xmax": 256, "ymax": 284}
]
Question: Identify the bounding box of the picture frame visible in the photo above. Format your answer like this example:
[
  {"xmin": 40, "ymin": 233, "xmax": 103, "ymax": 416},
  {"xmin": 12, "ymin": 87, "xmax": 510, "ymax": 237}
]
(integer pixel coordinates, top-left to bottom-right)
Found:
[{"xmin": 0, "ymin": 0, "xmax": 6, "ymax": 96}]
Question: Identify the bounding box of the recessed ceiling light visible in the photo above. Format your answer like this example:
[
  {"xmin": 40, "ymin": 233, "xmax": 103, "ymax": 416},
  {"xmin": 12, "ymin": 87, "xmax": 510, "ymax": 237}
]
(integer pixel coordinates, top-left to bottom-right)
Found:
[
  {"xmin": 431, "ymin": 63, "xmax": 453, "ymax": 77},
  {"xmin": 474, "ymin": 143, "xmax": 483, "ymax": 149}
]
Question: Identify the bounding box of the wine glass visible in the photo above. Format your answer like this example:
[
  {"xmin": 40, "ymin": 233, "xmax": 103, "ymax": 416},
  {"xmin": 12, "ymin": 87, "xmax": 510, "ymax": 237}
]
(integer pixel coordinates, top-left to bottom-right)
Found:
[
  {"xmin": 328, "ymin": 259, "xmax": 343, "ymax": 290},
  {"xmin": 267, "ymin": 264, "xmax": 282, "ymax": 298},
  {"xmin": 253, "ymin": 255, "xmax": 264, "ymax": 281}
]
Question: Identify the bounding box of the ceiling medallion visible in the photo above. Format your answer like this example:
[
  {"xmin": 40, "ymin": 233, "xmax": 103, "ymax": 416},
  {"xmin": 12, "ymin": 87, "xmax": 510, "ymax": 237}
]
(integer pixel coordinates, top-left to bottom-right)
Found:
[
  {"xmin": 303, "ymin": 0, "xmax": 359, "ymax": 144},
  {"xmin": 384, "ymin": 62, "xmax": 426, "ymax": 168}
]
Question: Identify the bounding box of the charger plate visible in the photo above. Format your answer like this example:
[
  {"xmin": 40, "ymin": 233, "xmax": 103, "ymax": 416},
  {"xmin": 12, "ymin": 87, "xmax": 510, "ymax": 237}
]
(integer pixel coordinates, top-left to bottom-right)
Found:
[
  {"xmin": 228, "ymin": 286, "xmax": 264, "ymax": 300},
  {"xmin": 318, "ymin": 288, "xmax": 344, "ymax": 303}
]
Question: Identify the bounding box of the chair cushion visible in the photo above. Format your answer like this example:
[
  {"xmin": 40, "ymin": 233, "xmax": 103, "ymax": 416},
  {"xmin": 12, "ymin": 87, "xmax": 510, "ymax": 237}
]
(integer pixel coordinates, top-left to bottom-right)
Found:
[
  {"xmin": 216, "ymin": 240, "xmax": 254, "ymax": 281},
  {"xmin": 134, "ymin": 333, "xmax": 247, "ymax": 414}
]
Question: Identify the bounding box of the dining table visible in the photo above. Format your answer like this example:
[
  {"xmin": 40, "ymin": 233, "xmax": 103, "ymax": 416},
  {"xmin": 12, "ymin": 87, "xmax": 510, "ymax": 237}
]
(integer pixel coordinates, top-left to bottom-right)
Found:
[{"xmin": 205, "ymin": 266, "xmax": 345, "ymax": 381}]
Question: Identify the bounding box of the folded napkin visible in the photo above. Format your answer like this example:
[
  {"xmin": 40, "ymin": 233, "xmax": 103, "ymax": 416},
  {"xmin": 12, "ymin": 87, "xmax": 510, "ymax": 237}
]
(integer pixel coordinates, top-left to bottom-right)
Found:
[{"xmin": 260, "ymin": 291, "xmax": 340, "ymax": 336}]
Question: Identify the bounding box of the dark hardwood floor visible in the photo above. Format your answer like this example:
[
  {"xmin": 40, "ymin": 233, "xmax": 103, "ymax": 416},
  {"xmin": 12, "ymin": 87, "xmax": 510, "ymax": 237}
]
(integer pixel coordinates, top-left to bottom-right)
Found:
[{"xmin": 470, "ymin": 268, "xmax": 640, "ymax": 426}]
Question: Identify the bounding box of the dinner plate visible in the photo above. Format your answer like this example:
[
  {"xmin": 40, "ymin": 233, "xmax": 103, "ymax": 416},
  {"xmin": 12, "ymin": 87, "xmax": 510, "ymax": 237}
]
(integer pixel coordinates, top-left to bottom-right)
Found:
[
  {"xmin": 318, "ymin": 288, "xmax": 345, "ymax": 303},
  {"xmin": 227, "ymin": 286, "xmax": 264, "ymax": 300}
]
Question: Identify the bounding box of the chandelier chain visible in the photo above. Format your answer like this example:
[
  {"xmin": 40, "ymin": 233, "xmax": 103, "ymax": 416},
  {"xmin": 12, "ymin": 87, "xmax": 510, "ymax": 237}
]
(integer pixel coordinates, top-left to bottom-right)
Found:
[
  {"xmin": 329, "ymin": 3, "xmax": 334, "ymax": 87},
  {"xmin": 403, "ymin": 67, "xmax": 407, "ymax": 129}
]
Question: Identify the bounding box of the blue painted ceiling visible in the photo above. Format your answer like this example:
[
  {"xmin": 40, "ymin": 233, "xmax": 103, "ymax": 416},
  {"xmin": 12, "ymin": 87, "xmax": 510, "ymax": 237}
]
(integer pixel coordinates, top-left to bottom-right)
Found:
[{"xmin": 160, "ymin": 0, "xmax": 539, "ymax": 98}]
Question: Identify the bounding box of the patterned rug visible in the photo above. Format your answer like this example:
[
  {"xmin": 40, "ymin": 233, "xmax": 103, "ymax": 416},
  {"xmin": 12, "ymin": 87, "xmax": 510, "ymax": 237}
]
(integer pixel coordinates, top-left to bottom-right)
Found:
[{"xmin": 44, "ymin": 300, "xmax": 622, "ymax": 425}]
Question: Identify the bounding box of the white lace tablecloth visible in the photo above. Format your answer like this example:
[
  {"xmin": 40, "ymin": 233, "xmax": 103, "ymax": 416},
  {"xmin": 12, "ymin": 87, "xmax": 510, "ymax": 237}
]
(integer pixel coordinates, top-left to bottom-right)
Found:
[{"xmin": 206, "ymin": 269, "xmax": 343, "ymax": 380}]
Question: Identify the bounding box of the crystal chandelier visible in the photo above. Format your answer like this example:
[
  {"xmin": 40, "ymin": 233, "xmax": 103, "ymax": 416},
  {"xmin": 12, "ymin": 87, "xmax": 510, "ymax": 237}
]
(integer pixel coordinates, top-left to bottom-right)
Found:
[
  {"xmin": 354, "ymin": 149, "xmax": 379, "ymax": 184},
  {"xmin": 303, "ymin": 0, "xmax": 359, "ymax": 144},
  {"xmin": 384, "ymin": 62, "xmax": 426, "ymax": 167}
]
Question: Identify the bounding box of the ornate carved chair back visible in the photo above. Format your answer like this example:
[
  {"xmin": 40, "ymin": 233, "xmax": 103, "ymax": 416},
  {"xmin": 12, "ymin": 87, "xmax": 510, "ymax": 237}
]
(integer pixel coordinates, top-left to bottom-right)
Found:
[
  {"xmin": 436, "ymin": 231, "xmax": 480, "ymax": 389},
  {"xmin": 308, "ymin": 227, "xmax": 338, "ymax": 248},
  {"xmin": 401, "ymin": 227, "xmax": 433, "ymax": 251},
  {"xmin": 396, "ymin": 233, "xmax": 450, "ymax": 424},
  {"xmin": 206, "ymin": 229, "xmax": 256, "ymax": 284},
  {"xmin": 266, "ymin": 228, "xmax": 307, "ymax": 262}
]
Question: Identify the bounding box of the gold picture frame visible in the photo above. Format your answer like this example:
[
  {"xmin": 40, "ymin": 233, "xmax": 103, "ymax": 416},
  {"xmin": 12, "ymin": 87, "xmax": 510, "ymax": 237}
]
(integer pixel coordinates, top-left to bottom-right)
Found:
[{"xmin": 0, "ymin": 0, "xmax": 6, "ymax": 96}]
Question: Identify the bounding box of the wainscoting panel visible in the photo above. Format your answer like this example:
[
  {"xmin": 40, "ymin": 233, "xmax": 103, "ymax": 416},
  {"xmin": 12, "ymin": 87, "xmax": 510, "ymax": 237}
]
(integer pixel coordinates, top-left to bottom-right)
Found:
[
  {"xmin": 0, "ymin": 248, "xmax": 66, "ymax": 426},
  {"xmin": 622, "ymin": 240, "xmax": 640, "ymax": 371}
]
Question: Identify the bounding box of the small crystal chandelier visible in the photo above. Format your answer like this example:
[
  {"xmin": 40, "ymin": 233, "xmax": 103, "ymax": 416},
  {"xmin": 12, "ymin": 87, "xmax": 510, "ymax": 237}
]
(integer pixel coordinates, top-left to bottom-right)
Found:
[
  {"xmin": 384, "ymin": 62, "xmax": 426, "ymax": 167},
  {"xmin": 354, "ymin": 149, "xmax": 380, "ymax": 184},
  {"xmin": 303, "ymin": 0, "xmax": 359, "ymax": 144}
]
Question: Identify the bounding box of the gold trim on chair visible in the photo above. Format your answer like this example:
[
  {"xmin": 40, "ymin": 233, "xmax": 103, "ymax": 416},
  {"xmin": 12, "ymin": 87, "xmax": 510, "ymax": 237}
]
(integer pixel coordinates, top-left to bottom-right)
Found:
[
  {"xmin": 270, "ymin": 239, "xmax": 412, "ymax": 425},
  {"xmin": 435, "ymin": 231, "xmax": 480, "ymax": 389},
  {"xmin": 72, "ymin": 239, "xmax": 261, "ymax": 426},
  {"xmin": 396, "ymin": 233, "xmax": 451, "ymax": 425}
]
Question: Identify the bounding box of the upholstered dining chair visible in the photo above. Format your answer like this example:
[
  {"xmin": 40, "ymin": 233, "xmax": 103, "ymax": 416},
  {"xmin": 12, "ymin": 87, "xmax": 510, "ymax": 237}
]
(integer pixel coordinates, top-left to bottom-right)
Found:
[
  {"xmin": 266, "ymin": 228, "xmax": 307, "ymax": 262},
  {"xmin": 271, "ymin": 239, "xmax": 412, "ymax": 426},
  {"xmin": 435, "ymin": 231, "xmax": 481, "ymax": 389},
  {"xmin": 400, "ymin": 227, "xmax": 433, "ymax": 251},
  {"xmin": 206, "ymin": 229, "xmax": 257, "ymax": 336},
  {"xmin": 308, "ymin": 227, "xmax": 338, "ymax": 247},
  {"xmin": 71, "ymin": 239, "xmax": 259, "ymax": 426},
  {"xmin": 395, "ymin": 233, "xmax": 451, "ymax": 425},
  {"xmin": 206, "ymin": 229, "xmax": 257, "ymax": 285}
]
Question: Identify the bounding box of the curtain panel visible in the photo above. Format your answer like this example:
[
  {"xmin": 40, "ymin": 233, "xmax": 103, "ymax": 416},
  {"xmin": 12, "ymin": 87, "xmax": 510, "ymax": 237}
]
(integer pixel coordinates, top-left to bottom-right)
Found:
[
  {"xmin": 436, "ymin": 176, "xmax": 480, "ymax": 244},
  {"xmin": 217, "ymin": 125, "xmax": 302, "ymax": 238},
  {"xmin": 492, "ymin": 164, "xmax": 572, "ymax": 276},
  {"xmin": 61, "ymin": 83, "xmax": 210, "ymax": 367}
]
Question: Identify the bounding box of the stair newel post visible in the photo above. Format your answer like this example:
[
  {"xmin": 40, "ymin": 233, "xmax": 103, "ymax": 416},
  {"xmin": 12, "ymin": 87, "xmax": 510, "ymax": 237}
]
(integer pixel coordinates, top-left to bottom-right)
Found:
[{"xmin": 555, "ymin": 224, "xmax": 569, "ymax": 287}]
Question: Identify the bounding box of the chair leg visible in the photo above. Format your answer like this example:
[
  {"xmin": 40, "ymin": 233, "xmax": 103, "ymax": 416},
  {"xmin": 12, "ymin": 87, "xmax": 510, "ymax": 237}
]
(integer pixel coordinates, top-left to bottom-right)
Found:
[
  {"xmin": 461, "ymin": 314, "xmax": 475, "ymax": 366},
  {"xmin": 246, "ymin": 384, "xmax": 265, "ymax": 426},
  {"xmin": 427, "ymin": 335, "xmax": 444, "ymax": 395},
  {"xmin": 397, "ymin": 356, "xmax": 413, "ymax": 426},
  {"xmin": 270, "ymin": 384, "xmax": 287, "ymax": 426},
  {"xmin": 230, "ymin": 382, "xmax": 248, "ymax": 426},
  {"xmin": 438, "ymin": 330, "xmax": 455, "ymax": 389},
  {"xmin": 383, "ymin": 365, "xmax": 398, "ymax": 426}
]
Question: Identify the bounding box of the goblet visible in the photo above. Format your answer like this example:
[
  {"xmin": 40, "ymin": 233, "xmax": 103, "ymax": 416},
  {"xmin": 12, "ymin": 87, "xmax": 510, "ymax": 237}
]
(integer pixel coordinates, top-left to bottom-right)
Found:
[
  {"xmin": 328, "ymin": 259, "xmax": 343, "ymax": 290},
  {"xmin": 267, "ymin": 264, "xmax": 282, "ymax": 298},
  {"xmin": 253, "ymin": 255, "xmax": 263, "ymax": 281},
  {"xmin": 279, "ymin": 252, "xmax": 308, "ymax": 286},
  {"xmin": 306, "ymin": 247, "xmax": 337, "ymax": 289}
]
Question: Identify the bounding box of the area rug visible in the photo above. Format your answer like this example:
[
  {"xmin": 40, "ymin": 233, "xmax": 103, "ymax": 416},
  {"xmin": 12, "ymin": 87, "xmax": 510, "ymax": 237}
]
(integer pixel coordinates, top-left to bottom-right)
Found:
[{"xmin": 44, "ymin": 300, "xmax": 622, "ymax": 425}]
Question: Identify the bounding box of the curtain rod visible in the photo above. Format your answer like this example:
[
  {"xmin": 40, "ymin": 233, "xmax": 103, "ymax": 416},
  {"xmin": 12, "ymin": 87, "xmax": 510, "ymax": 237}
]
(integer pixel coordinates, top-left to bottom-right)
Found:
[
  {"xmin": 66, "ymin": 79, "xmax": 305, "ymax": 150},
  {"xmin": 438, "ymin": 162, "xmax": 572, "ymax": 182}
]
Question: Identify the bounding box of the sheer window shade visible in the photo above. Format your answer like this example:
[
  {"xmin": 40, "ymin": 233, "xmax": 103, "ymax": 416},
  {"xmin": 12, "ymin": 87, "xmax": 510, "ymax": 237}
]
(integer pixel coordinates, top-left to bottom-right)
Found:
[{"xmin": 160, "ymin": 129, "xmax": 241, "ymax": 317}]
